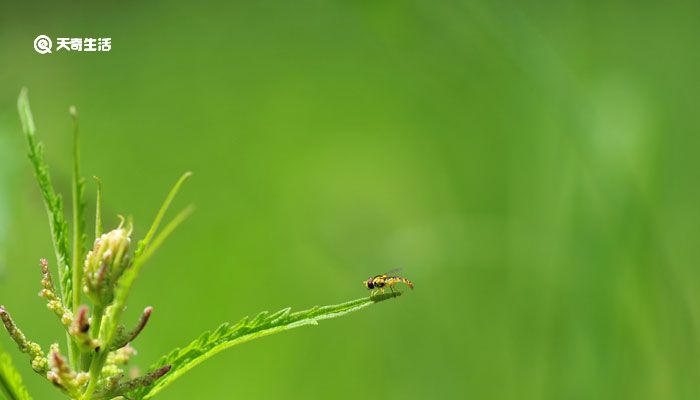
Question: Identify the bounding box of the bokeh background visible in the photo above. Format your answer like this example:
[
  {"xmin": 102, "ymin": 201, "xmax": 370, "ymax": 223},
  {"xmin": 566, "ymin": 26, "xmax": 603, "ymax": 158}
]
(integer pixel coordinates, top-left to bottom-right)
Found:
[{"xmin": 1, "ymin": 1, "xmax": 700, "ymax": 399}]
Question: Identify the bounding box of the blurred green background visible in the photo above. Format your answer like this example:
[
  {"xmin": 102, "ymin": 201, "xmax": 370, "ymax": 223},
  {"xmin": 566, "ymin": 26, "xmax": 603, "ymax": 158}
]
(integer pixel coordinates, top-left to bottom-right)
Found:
[{"xmin": 1, "ymin": 1, "xmax": 700, "ymax": 399}]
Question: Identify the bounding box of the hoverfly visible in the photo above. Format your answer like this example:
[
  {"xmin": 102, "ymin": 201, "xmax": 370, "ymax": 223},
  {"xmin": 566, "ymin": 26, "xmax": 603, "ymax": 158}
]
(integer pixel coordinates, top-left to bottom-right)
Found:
[{"xmin": 363, "ymin": 268, "xmax": 414, "ymax": 296}]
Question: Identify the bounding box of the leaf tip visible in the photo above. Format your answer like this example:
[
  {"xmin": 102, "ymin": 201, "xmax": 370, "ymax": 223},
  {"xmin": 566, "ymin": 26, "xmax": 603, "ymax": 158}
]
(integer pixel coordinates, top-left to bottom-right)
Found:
[
  {"xmin": 178, "ymin": 171, "xmax": 193, "ymax": 187},
  {"xmin": 18, "ymin": 86, "xmax": 28, "ymax": 104}
]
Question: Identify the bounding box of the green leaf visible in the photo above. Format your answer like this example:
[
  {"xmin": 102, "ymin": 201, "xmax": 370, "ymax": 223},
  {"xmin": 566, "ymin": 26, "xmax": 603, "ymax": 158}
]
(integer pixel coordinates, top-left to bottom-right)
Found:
[
  {"xmin": 138, "ymin": 205, "xmax": 195, "ymax": 266},
  {"xmin": 103, "ymin": 172, "xmax": 192, "ymax": 348},
  {"xmin": 132, "ymin": 293, "xmax": 401, "ymax": 399},
  {"xmin": 136, "ymin": 172, "xmax": 192, "ymax": 259},
  {"xmin": 17, "ymin": 89, "xmax": 72, "ymax": 308},
  {"xmin": 0, "ymin": 345, "xmax": 33, "ymax": 400}
]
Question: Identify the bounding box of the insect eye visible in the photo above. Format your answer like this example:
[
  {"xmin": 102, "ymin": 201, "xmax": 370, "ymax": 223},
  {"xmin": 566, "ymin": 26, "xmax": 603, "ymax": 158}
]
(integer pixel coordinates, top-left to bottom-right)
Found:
[{"xmin": 366, "ymin": 279, "xmax": 374, "ymax": 289}]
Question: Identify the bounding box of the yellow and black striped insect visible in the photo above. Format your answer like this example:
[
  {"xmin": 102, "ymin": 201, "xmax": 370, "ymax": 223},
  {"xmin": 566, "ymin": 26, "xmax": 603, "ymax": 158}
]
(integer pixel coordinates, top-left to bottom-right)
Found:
[{"xmin": 363, "ymin": 270, "xmax": 414, "ymax": 296}]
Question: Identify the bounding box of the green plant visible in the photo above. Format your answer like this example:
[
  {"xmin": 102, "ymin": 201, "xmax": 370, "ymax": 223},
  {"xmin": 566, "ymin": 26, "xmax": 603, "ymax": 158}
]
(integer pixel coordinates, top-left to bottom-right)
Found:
[{"xmin": 0, "ymin": 89, "xmax": 403, "ymax": 400}]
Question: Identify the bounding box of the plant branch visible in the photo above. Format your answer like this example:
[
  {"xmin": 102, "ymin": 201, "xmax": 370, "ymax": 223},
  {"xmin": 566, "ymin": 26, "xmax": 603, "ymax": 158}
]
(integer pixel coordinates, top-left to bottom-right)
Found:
[{"xmin": 133, "ymin": 293, "xmax": 401, "ymax": 399}]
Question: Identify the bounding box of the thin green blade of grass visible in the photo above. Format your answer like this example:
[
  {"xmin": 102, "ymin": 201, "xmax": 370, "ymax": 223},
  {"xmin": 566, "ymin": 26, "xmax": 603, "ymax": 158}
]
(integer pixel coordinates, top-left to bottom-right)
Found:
[
  {"xmin": 132, "ymin": 293, "xmax": 401, "ymax": 400},
  {"xmin": 16, "ymin": 89, "xmax": 72, "ymax": 307},
  {"xmin": 0, "ymin": 344, "xmax": 33, "ymax": 400}
]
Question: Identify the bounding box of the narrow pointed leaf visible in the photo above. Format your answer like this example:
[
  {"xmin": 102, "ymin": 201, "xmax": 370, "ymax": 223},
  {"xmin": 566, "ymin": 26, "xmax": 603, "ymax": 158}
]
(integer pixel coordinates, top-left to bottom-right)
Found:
[{"xmin": 17, "ymin": 89, "xmax": 72, "ymax": 307}]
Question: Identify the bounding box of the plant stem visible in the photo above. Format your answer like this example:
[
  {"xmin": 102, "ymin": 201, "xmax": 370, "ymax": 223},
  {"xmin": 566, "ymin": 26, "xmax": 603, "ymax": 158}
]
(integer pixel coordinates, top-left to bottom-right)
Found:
[
  {"xmin": 69, "ymin": 105, "xmax": 84, "ymax": 370},
  {"xmin": 90, "ymin": 305, "xmax": 105, "ymax": 347},
  {"xmin": 94, "ymin": 177, "xmax": 103, "ymax": 237},
  {"xmin": 82, "ymin": 305, "xmax": 105, "ymax": 398},
  {"xmin": 83, "ymin": 349, "xmax": 105, "ymax": 400},
  {"xmin": 64, "ymin": 331, "xmax": 76, "ymax": 373}
]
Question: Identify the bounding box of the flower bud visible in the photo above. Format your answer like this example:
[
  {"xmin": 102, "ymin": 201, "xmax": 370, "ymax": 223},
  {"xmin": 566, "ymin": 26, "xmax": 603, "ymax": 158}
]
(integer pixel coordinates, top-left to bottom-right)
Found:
[
  {"xmin": 48, "ymin": 344, "xmax": 84, "ymax": 398},
  {"xmin": 38, "ymin": 259, "xmax": 74, "ymax": 328},
  {"xmin": 69, "ymin": 305, "xmax": 100, "ymax": 351},
  {"xmin": 83, "ymin": 223, "xmax": 132, "ymax": 306}
]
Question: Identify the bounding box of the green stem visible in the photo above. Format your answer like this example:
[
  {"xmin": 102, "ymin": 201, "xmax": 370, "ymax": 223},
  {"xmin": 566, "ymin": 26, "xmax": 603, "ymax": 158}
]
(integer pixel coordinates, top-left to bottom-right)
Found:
[
  {"xmin": 83, "ymin": 349, "xmax": 106, "ymax": 400},
  {"xmin": 94, "ymin": 177, "xmax": 103, "ymax": 237},
  {"xmin": 70, "ymin": 106, "xmax": 84, "ymax": 370},
  {"xmin": 80, "ymin": 303, "xmax": 103, "ymax": 372},
  {"xmin": 64, "ymin": 331, "xmax": 77, "ymax": 374},
  {"xmin": 90, "ymin": 306, "xmax": 104, "ymax": 348},
  {"xmin": 82, "ymin": 305, "xmax": 105, "ymax": 399}
]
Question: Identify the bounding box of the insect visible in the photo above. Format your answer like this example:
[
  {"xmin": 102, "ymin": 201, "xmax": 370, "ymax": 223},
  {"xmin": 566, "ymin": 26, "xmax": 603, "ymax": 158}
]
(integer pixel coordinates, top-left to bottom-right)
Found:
[{"xmin": 363, "ymin": 270, "xmax": 414, "ymax": 296}]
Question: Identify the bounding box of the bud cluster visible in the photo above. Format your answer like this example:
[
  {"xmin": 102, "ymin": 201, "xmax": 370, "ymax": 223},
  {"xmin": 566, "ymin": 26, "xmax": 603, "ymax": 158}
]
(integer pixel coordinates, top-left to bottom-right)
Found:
[
  {"xmin": 47, "ymin": 343, "xmax": 89, "ymax": 398},
  {"xmin": 101, "ymin": 344, "xmax": 137, "ymax": 379},
  {"xmin": 83, "ymin": 223, "xmax": 133, "ymax": 306},
  {"xmin": 1, "ymin": 228, "xmax": 168, "ymax": 399},
  {"xmin": 39, "ymin": 258, "xmax": 74, "ymax": 327}
]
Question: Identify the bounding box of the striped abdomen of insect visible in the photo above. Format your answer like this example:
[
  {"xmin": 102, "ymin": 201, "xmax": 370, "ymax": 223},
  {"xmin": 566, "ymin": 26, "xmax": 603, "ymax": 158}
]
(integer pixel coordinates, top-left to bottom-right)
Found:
[
  {"xmin": 364, "ymin": 274, "xmax": 414, "ymax": 294},
  {"xmin": 386, "ymin": 276, "xmax": 414, "ymax": 289}
]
